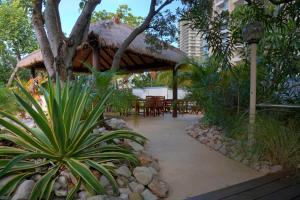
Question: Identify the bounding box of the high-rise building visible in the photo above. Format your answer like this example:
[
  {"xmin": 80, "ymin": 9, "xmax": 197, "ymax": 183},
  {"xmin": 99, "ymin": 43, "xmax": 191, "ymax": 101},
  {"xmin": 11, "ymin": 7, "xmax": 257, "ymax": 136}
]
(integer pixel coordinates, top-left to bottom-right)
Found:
[
  {"xmin": 178, "ymin": 20, "xmax": 208, "ymax": 58},
  {"xmin": 179, "ymin": 0, "xmax": 245, "ymax": 61}
]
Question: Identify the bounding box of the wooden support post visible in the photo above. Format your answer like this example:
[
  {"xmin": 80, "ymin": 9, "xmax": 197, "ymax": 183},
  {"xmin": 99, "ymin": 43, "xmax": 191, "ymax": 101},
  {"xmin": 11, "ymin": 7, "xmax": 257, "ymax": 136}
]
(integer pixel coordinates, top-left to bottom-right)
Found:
[
  {"xmin": 248, "ymin": 43, "xmax": 257, "ymax": 144},
  {"xmin": 31, "ymin": 67, "xmax": 36, "ymax": 78},
  {"xmin": 249, "ymin": 43, "xmax": 257, "ymax": 125},
  {"xmin": 88, "ymin": 32, "xmax": 101, "ymax": 71},
  {"xmin": 172, "ymin": 66, "xmax": 178, "ymax": 118},
  {"xmin": 92, "ymin": 46, "xmax": 101, "ymax": 71}
]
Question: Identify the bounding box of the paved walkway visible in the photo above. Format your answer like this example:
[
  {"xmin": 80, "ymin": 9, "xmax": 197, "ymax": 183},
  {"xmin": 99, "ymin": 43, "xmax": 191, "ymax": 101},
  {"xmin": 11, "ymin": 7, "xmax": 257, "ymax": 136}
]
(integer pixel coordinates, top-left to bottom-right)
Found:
[{"xmin": 126, "ymin": 114, "xmax": 262, "ymax": 200}]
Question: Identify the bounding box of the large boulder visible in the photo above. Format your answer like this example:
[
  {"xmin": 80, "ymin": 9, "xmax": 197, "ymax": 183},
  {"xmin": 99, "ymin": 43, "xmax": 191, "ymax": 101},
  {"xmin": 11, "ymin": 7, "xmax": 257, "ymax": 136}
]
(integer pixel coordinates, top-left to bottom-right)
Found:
[
  {"xmin": 133, "ymin": 167, "xmax": 153, "ymax": 185},
  {"xmin": 11, "ymin": 180, "xmax": 35, "ymax": 200},
  {"xmin": 106, "ymin": 118, "xmax": 130, "ymax": 130}
]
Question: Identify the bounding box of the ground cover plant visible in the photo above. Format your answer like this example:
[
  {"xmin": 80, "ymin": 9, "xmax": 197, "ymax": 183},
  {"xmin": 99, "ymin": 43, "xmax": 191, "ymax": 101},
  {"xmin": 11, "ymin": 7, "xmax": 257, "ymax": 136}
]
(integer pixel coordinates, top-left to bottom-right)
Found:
[{"xmin": 0, "ymin": 76, "xmax": 146, "ymax": 199}]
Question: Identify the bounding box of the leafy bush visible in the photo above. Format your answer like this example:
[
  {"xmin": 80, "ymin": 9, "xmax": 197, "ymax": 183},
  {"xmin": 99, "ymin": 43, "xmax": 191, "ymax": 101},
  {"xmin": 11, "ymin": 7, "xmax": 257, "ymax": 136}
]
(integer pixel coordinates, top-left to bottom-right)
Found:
[
  {"xmin": 91, "ymin": 69, "xmax": 137, "ymax": 116},
  {"xmin": 0, "ymin": 77, "xmax": 146, "ymax": 199},
  {"xmin": 252, "ymin": 116, "xmax": 300, "ymax": 169},
  {"xmin": 109, "ymin": 89, "xmax": 137, "ymax": 116},
  {"xmin": 186, "ymin": 59, "xmax": 251, "ymax": 129},
  {"xmin": 0, "ymin": 85, "xmax": 19, "ymax": 113}
]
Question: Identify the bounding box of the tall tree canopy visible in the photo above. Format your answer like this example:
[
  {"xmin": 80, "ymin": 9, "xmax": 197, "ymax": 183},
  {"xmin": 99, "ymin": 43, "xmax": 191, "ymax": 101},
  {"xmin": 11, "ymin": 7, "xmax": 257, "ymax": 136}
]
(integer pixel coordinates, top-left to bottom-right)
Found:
[
  {"xmin": 0, "ymin": 0, "xmax": 37, "ymax": 84},
  {"xmin": 91, "ymin": 4, "xmax": 144, "ymax": 27}
]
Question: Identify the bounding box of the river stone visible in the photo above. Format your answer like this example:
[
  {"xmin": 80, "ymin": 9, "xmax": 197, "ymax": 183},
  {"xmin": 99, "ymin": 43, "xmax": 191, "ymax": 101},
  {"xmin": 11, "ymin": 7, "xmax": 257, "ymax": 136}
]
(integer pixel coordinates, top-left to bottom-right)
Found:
[
  {"xmin": 133, "ymin": 167, "xmax": 153, "ymax": 185},
  {"xmin": 148, "ymin": 178, "xmax": 169, "ymax": 198},
  {"xmin": 106, "ymin": 118, "xmax": 129, "ymax": 130},
  {"xmin": 141, "ymin": 189, "xmax": 158, "ymax": 200},
  {"xmin": 149, "ymin": 160, "xmax": 160, "ymax": 172},
  {"xmin": 55, "ymin": 188, "xmax": 68, "ymax": 197},
  {"xmin": 93, "ymin": 128, "xmax": 101, "ymax": 134},
  {"xmin": 129, "ymin": 181, "xmax": 145, "ymax": 193},
  {"xmin": 128, "ymin": 141, "xmax": 144, "ymax": 152},
  {"xmin": 12, "ymin": 180, "xmax": 35, "ymax": 200},
  {"xmin": 100, "ymin": 175, "xmax": 110, "ymax": 187},
  {"xmin": 148, "ymin": 167, "xmax": 158, "ymax": 176},
  {"xmin": 116, "ymin": 166, "xmax": 132, "ymax": 178},
  {"xmin": 78, "ymin": 191, "xmax": 90, "ymax": 200},
  {"xmin": 119, "ymin": 187, "xmax": 131, "ymax": 195},
  {"xmin": 117, "ymin": 176, "xmax": 129, "ymax": 187},
  {"xmin": 128, "ymin": 193, "xmax": 143, "ymax": 200},
  {"xmin": 57, "ymin": 175, "xmax": 68, "ymax": 189},
  {"xmin": 119, "ymin": 193, "xmax": 129, "ymax": 200},
  {"xmin": 138, "ymin": 153, "xmax": 153, "ymax": 166},
  {"xmin": 31, "ymin": 174, "xmax": 42, "ymax": 182}
]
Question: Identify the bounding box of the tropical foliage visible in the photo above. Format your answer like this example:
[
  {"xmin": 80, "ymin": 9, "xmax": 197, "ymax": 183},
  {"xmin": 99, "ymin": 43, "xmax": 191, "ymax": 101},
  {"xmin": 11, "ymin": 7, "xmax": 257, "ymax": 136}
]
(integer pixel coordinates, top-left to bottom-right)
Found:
[
  {"xmin": 0, "ymin": 0, "xmax": 37, "ymax": 84},
  {"xmin": 253, "ymin": 116, "xmax": 300, "ymax": 169},
  {"xmin": 0, "ymin": 77, "xmax": 146, "ymax": 199},
  {"xmin": 92, "ymin": 4, "xmax": 143, "ymax": 27},
  {"xmin": 182, "ymin": 0, "xmax": 300, "ymax": 125},
  {"xmin": 0, "ymin": 85, "xmax": 19, "ymax": 113},
  {"xmin": 181, "ymin": 1, "xmax": 300, "ymax": 168}
]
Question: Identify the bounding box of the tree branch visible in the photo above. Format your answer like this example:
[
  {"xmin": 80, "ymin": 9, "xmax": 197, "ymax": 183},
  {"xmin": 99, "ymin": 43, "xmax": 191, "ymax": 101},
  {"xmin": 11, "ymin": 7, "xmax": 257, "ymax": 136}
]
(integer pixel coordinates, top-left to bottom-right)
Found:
[
  {"xmin": 44, "ymin": 0, "xmax": 64, "ymax": 57},
  {"xmin": 69, "ymin": 0, "xmax": 101, "ymax": 48},
  {"xmin": 31, "ymin": 0, "xmax": 55, "ymax": 78},
  {"xmin": 111, "ymin": 0, "xmax": 174, "ymax": 70},
  {"xmin": 62, "ymin": 0, "xmax": 101, "ymax": 73}
]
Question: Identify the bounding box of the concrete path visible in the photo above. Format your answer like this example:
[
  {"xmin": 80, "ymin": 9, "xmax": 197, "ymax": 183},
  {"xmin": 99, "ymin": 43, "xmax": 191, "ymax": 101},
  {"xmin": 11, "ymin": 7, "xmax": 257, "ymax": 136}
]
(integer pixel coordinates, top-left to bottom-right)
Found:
[{"xmin": 126, "ymin": 114, "xmax": 262, "ymax": 200}]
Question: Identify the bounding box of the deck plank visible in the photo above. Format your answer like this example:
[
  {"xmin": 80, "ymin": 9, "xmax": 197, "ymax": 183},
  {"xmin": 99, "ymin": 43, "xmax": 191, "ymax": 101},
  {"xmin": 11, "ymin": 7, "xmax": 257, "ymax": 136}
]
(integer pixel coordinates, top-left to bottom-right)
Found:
[
  {"xmin": 186, "ymin": 172, "xmax": 299, "ymax": 200},
  {"xmin": 186, "ymin": 172, "xmax": 285, "ymax": 200},
  {"xmin": 258, "ymin": 183, "xmax": 300, "ymax": 200},
  {"xmin": 222, "ymin": 176, "xmax": 300, "ymax": 200}
]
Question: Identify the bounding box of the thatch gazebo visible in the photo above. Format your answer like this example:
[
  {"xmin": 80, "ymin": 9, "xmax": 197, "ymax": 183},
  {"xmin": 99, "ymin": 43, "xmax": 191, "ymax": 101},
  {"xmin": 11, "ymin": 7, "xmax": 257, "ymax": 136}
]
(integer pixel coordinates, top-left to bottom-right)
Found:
[{"xmin": 17, "ymin": 20, "xmax": 186, "ymax": 117}]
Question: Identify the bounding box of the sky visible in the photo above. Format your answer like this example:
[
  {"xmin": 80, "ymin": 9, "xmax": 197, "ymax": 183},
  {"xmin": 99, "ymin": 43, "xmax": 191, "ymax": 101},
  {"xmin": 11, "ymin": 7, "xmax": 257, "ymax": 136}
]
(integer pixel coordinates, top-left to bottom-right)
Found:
[{"xmin": 59, "ymin": 0, "xmax": 182, "ymax": 35}]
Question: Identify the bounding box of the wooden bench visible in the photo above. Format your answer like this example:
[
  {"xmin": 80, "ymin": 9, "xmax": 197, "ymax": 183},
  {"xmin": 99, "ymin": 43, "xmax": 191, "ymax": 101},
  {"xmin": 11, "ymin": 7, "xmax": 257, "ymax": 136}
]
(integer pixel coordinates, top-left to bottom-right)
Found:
[{"xmin": 186, "ymin": 172, "xmax": 300, "ymax": 200}]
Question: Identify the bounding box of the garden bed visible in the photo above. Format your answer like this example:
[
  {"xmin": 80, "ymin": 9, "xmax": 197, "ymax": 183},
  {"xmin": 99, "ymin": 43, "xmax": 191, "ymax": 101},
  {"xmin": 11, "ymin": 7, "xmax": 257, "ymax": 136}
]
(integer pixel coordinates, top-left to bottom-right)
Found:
[
  {"xmin": 185, "ymin": 121, "xmax": 290, "ymax": 174},
  {"xmin": 0, "ymin": 118, "xmax": 169, "ymax": 200}
]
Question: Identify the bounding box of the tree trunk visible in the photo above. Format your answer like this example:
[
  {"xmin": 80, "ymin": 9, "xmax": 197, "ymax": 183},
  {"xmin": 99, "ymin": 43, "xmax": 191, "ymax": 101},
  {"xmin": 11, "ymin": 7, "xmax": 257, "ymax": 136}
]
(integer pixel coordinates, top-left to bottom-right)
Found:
[
  {"xmin": 31, "ymin": 0, "xmax": 100, "ymax": 81},
  {"xmin": 7, "ymin": 52, "xmax": 21, "ymax": 87}
]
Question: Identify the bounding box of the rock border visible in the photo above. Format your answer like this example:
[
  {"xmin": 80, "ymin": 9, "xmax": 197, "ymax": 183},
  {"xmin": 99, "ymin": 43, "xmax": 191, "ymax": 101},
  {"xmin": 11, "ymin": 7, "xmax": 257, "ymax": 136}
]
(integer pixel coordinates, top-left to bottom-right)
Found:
[
  {"xmin": 8, "ymin": 118, "xmax": 169, "ymax": 200},
  {"xmin": 185, "ymin": 122, "xmax": 284, "ymax": 174}
]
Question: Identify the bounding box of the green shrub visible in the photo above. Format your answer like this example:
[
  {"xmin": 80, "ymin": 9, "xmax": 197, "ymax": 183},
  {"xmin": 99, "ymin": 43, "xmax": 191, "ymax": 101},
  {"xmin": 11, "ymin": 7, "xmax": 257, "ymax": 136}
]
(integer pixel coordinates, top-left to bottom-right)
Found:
[
  {"xmin": 0, "ymin": 85, "xmax": 19, "ymax": 113},
  {"xmin": 253, "ymin": 116, "xmax": 300, "ymax": 169},
  {"xmin": 91, "ymin": 69, "xmax": 137, "ymax": 116},
  {"xmin": 109, "ymin": 89, "xmax": 137, "ymax": 116},
  {"xmin": 187, "ymin": 59, "xmax": 251, "ymax": 129},
  {"xmin": 0, "ymin": 77, "xmax": 146, "ymax": 199}
]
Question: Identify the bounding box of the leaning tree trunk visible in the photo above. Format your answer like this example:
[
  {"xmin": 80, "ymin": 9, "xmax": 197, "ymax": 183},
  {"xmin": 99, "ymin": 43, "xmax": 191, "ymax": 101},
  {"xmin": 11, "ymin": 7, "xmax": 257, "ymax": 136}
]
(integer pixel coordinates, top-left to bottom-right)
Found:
[{"xmin": 7, "ymin": 52, "xmax": 21, "ymax": 87}]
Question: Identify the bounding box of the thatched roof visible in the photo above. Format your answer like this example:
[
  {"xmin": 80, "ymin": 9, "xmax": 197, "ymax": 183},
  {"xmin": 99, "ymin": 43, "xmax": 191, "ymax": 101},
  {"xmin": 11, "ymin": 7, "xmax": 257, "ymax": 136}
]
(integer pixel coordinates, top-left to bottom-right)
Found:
[{"xmin": 17, "ymin": 20, "xmax": 186, "ymax": 72}]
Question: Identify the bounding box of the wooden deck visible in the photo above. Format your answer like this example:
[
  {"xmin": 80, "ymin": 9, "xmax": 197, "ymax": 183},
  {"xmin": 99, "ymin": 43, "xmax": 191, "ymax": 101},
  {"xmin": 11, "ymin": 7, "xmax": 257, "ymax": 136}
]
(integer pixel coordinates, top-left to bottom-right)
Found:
[{"xmin": 187, "ymin": 172, "xmax": 300, "ymax": 200}]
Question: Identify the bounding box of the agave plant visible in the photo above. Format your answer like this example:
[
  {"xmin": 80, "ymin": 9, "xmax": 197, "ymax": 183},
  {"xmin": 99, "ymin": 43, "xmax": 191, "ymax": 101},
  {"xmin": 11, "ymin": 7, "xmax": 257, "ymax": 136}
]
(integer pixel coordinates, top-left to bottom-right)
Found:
[{"xmin": 0, "ymin": 77, "xmax": 146, "ymax": 199}]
